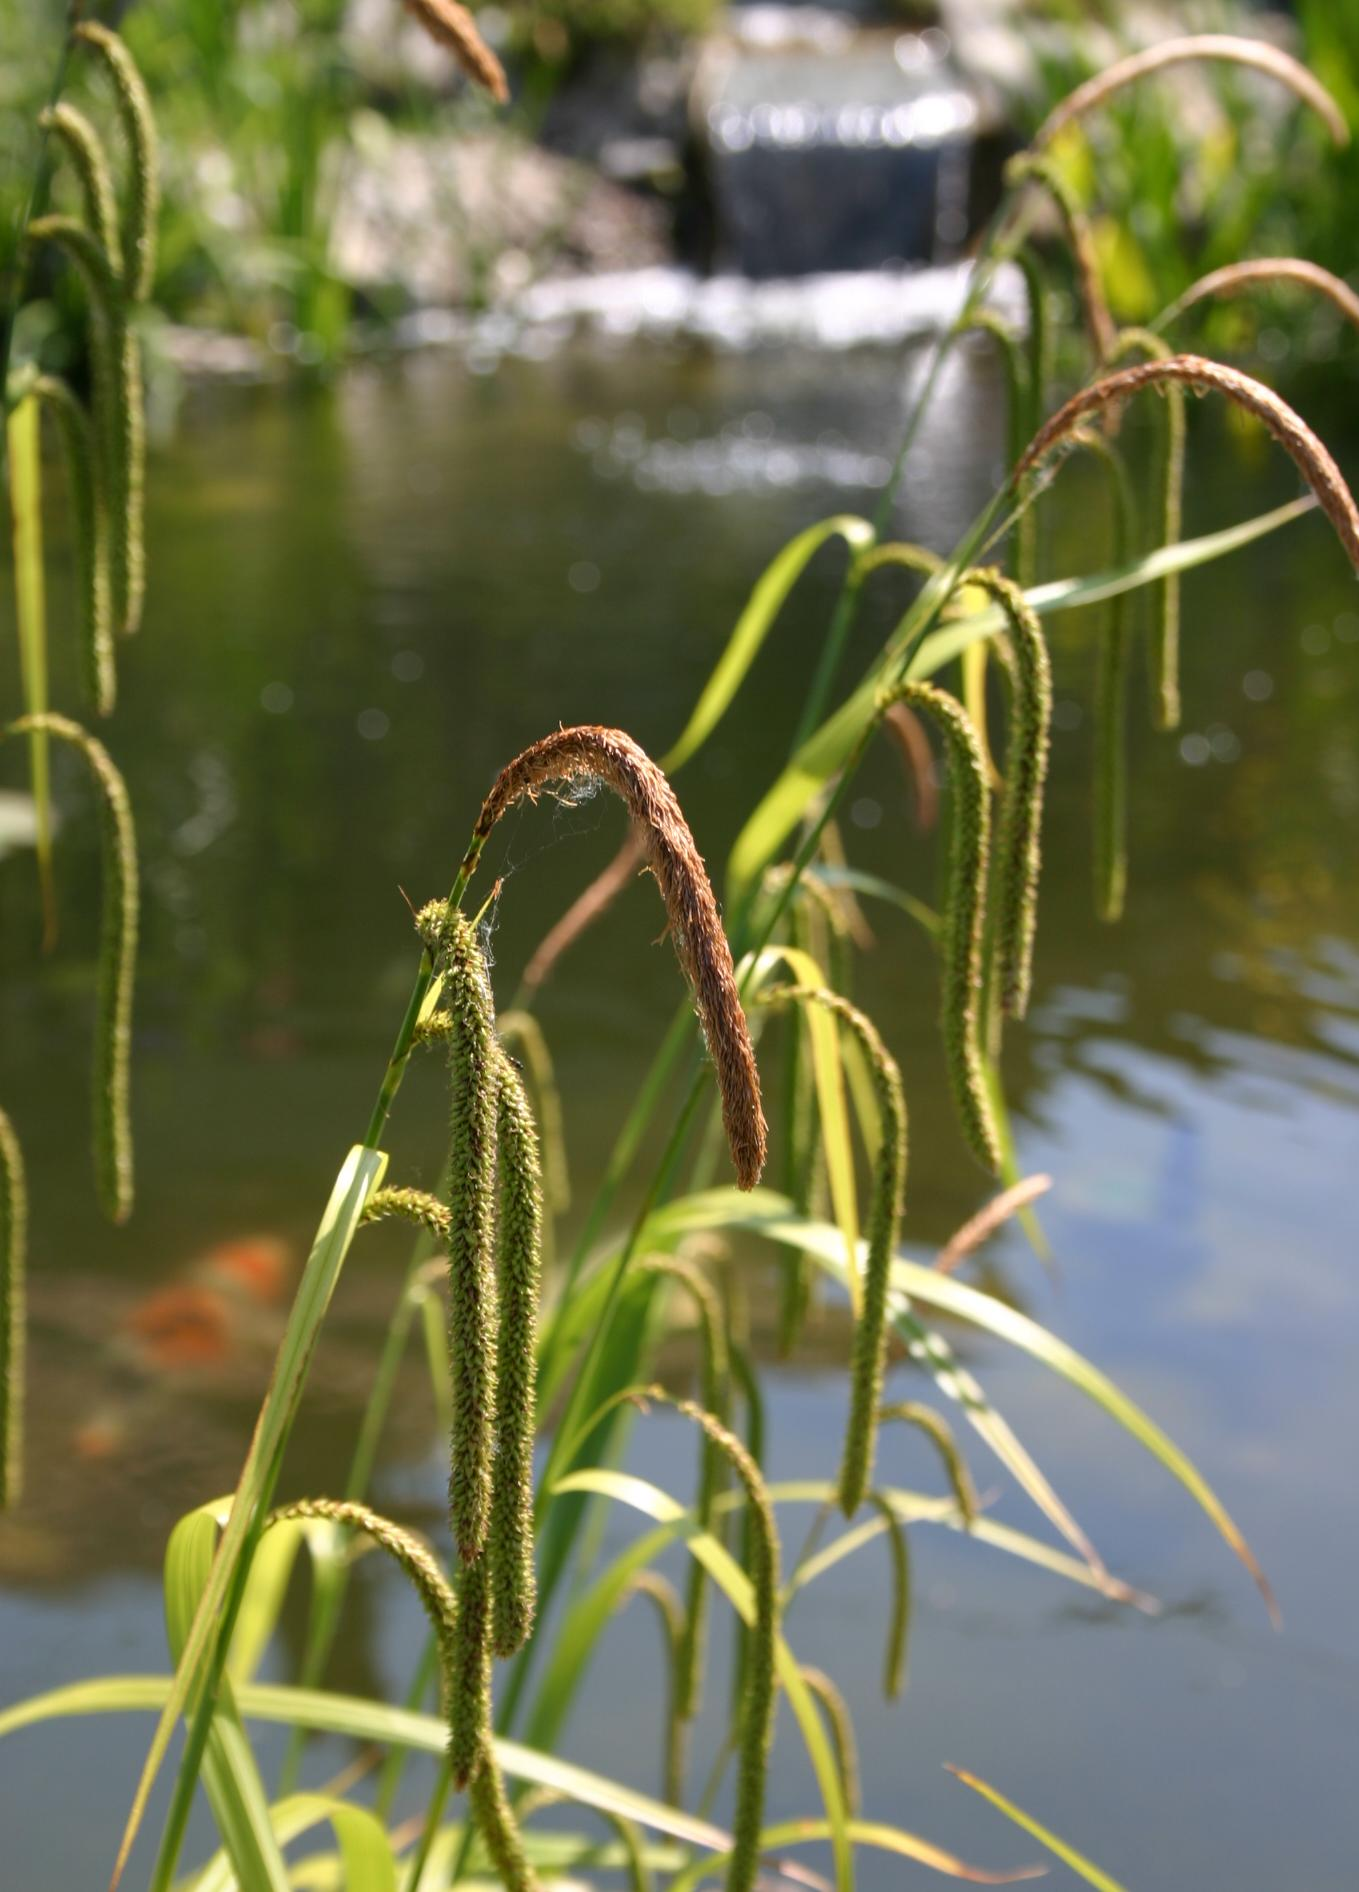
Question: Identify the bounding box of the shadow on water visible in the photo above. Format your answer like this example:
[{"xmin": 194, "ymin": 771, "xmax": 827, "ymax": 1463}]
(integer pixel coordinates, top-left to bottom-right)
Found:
[{"xmin": 1, "ymin": 331, "xmax": 1358, "ymax": 1888}]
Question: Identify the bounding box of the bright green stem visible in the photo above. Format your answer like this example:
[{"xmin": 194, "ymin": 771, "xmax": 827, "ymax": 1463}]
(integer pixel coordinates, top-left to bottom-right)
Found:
[{"xmin": 0, "ymin": 1107, "xmax": 26, "ymax": 1510}]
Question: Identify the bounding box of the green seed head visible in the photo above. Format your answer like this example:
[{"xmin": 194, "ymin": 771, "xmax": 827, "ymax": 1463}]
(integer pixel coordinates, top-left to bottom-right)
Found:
[
  {"xmin": 32, "ymin": 375, "xmax": 114, "ymax": 716},
  {"xmin": 875, "ymin": 683, "xmax": 1001, "ymax": 1172},
  {"xmin": 73, "ymin": 23, "xmax": 160, "ymax": 304},
  {"xmin": 488, "ymin": 1045, "xmax": 542, "ymax": 1658},
  {"xmin": 878, "ymin": 1401, "xmax": 979, "ymax": 1526},
  {"xmin": 799, "ymin": 1666, "xmax": 861, "ymax": 1816},
  {"xmin": 432, "ymin": 909, "xmax": 498, "ymax": 1565},
  {"xmin": 866, "ymin": 1491, "xmax": 911, "ymax": 1700},
  {"xmin": 39, "ymin": 103, "xmax": 122, "ymax": 279},
  {"xmin": 965, "ymin": 567, "xmax": 1052, "ymax": 1021},
  {"xmin": 760, "ymin": 987, "xmax": 907, "ymax": 1517},
  {"xmin": 448, "ymin": 1551, "xmax": 492, "ymax": 1792},
  {"xmin": 2, "ymin": 715, "xmax": 137, "ymax": 1222},
  {"xmin": 359, "ymin": 1186, "xmax": 451, "ymax": 1245}
]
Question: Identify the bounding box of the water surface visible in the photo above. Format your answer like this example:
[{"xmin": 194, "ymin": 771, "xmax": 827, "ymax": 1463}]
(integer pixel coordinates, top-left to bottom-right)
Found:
[{"xmin": 1, "ymin": 332, "xmax": 1357, "ymax": 1889}]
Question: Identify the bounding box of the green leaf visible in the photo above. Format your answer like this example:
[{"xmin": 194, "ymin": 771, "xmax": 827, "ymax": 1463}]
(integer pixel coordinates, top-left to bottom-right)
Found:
[
  {"xmin": 163, "ymin": 1505, "xmax": 293, "ymax": 1892},
  {"xmin": 553, "ymin": 1465, "xmax": 856, "ymax": 1892},
  {"xmin": 910, "ymin": 494, "xmax": 1317, "ymax": 680},
  {"xmin": 946, "ymin": 1767, "xmax": 1128, "ymax": 1892},
  {"xmin": 808, "ymin": 865, "xmax": 940, "ymax": 941},
  {"xmin": 665, "ymin": 1818, "xmax": 1043, "ymax": 1892},
  {"xmin": 5, "ymin": 393, "xmax": 56, "ymax": 946},
  {"xmin": 0, "ymin": 1676, "xmax": 747, "ymax": 1863},
  {"xmin": 111, "ymin": 1144, "xmax": 388, "ymax": 1892},
  {"xmin": 188, "ymin": 1794, "xmax": 398, "ymax": 1892},
  {"xmin": 893, "ymin": 1256, "xmax": 1276, "ymax": 1620},
  {"xmin": 661, "ymin": 516, "xmax": 873, "ymax": 775}
]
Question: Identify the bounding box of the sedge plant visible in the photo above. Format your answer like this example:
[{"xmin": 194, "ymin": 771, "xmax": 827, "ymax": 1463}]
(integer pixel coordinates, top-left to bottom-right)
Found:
[{"xmin": 4, "ymin": 25, "xmax": 1359, "ymax": 1892}]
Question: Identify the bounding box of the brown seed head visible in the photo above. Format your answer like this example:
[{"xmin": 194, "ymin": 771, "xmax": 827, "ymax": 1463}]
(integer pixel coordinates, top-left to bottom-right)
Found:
[
  {"xmin": 1015, "ymin": 354, "xmax": 1359, "ymax": 573},
  {"xmin": 1031, "ymin": 34, "xmax": 1349, "ymax": 151},
  {"xmin": 469, "ymin": 727, "xmax": 767, "ymax": 1189},
  {"xmin": 401, "ymin": 0, "xmax": 509, "ymax": 102},
  {"xmin": 1157, "ymin": 258, "xmax": 1359, "ymax": 336}
]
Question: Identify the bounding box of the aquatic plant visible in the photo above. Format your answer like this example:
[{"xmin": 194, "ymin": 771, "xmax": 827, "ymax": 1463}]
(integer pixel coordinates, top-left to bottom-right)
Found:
[
  {"xmin": 6, "ymin": 28, "xmax": 1359, "ymax": 1892},
  {"xmin": 875, "ymin": 682, "xmax": 1000, "ymax": 1172}
]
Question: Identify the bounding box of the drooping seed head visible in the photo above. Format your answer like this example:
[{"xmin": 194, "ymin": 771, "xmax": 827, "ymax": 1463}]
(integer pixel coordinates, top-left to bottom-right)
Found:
[
  {"xmin": 39, "ymin": 103, "xmax": 121, "ymax": 274},
  {"xmin": 1014, "ymin": 355, "xmax": 1359, "ymax": 574},
  {"xmin": 798, "ymin": 1666, "xmax": 861, "ymax": 1815},
  {"xmin": 1030, "ymin": 33, "xmax": 1349, "ymax": 152},
  {"xmin": 359, "ymin": 1185, "xmax": 452, "ymax": 1245},
  {"xmin": 467, "ymin": 1732, "xmax": 541, "ymax": 1892},
  {"xmin": 639, "ymin": 1255, "xmax": 729, "ymax": 1722},
  {"xmin": 3, "ymin": 715, "xmax": 137, "ymax": 1222},
  {"xmin": 426, "ymin": 906, "xmax": 498, "ymax": 1565},
  {"xmin": 874, "ymin": 684, "xmax": 1001, "ymax": 1172},
  {"xmin": 465, "ymin": 728, "xmax": 767, "ymax": 1189},
  {"xmin": 1004, "ymin": 153, "xmax": 1115, "ymax": 362},
  {"xmin": 1155, "ymin": 257, "xmax": 1359, "ymax": 339},
  {"xmin": 269, "ymin": 1498, "xmax": 459, "ymax": 1682},
  {"xmin": 964, "ymin": 568, "xmax": 1051, "ymax": 1019},
  {"xmin": 878, "ymin": 1401, "xmax": 979, "ymax": 1526},
  {"xmin": 400, "ymin": 0, "xmax": 509, "ymax": 101},
  {"xmin": 27, "ymin": 216, "xmax": 143, "ymax": 637},
  {"xmin": 650, "ymin": 1392, "xmax": 779, "ymax": 1892},
  {"xmin": 488, "ymin": 1045, "xmax": 542, "ymax": 1657},
  {"xmin": 866, "ymin": 1492, "xmax": 911, "ymax": 1700},
  {"xmin": 73, "ymin": 22, "xmax": 160, "ymax": 303},
  {"xmin": 448, "ymin": 1552, "xmax": 492, "ymax": 1792},
  {"xmin": 761, "ymin": 986, "xmax": 907, "ymax": 1516},
  {"xmin": 32, "ymin": 374, "xmax": 114, "ymax": 716},
  {"xmin": 0, "ymin": 1107, "xmax": 27, "ymax": 1510},
  {"xmin": 934, "ymin": 1173, "xmax": 1054, "ymax": 1276}
]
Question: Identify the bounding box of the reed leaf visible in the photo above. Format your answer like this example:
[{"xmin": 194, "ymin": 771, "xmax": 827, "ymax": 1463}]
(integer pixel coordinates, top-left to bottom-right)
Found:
[
  {"xmin": 4, "ymin": 395, "xmax": 56, "ymax": 945},
  {"xmin": 0, "ymin": 1676, "xmax": 754, "ymax": 1863},
  {"xmin": 2, "ymin": 713, "xmax": 136, "ymax": 1221},
  {"xmin": 662, "ymin": 516, "xmax": 873, "ymax": 775},
  {"xmin": 191, "ymin": 1794, "xmax": 398, "ymax": 1892},
  {"xmin": 109, "ymin": 1144, "xmax": 387, "ymax": 1892},
  {"xmin": 946, "ymin": 1768, "xmax": 1128, "ymax": 1892},
  {"xmin": 666, "ymin": 1819, "xmax": 1042, "ymax": 1892}
]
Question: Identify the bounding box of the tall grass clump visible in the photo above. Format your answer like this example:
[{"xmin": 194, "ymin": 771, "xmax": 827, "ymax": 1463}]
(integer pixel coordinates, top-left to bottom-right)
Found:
[{"xmin": 4, "ymin": 27, "xmax": 1359, "ymax": 1892}]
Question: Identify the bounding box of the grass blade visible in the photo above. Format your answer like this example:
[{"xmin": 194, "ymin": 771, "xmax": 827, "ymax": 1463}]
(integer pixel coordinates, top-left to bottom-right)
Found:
[
  {"xmin": 109, "ymin": 1144, "xmax": 387, "ymax": 1892},
  {"xmin": 946, "ymin": 1767, "xmax": 1128, "ymax": 1892},
  {"xmin": 661, "ymin": 516, "xmax": 873, "ymax": 775},
  {"xmin": 189, "ymin": 1794, "xmax": 398, "ymax": 1892},
  {"xmin": 5, "ymin": 393, "xmax": 56, "ymax": 946},
  {"xmin": 666, "ymin": 1819, "xmax": 1043, "ymax": 1892}
]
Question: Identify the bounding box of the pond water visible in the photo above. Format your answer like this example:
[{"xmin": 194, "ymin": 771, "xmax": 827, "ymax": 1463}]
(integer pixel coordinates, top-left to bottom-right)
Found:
[{"xmin": 1, "ymin": 329, "xmax": 1357, "ymax": 1890}]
